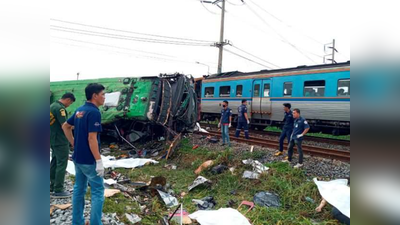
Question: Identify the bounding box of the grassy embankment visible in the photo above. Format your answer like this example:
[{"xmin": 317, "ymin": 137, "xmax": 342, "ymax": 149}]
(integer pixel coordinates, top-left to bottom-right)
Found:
[{"xmin": 95, "ymin": 138, "xmax": 343, "ymax": 225}]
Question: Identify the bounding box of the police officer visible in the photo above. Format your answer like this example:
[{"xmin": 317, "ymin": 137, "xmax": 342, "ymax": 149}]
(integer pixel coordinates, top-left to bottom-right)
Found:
[
  {"xmin": 282, "ymin": 108, "xmax": 310, "ymax": 168},
  {"xmin": 218, "ymin": 100, "xmax": 232, "ymax": 146},
  {"xmin": 50, "ymin": 92, "xmax": 75, "ymax": 198},
  {"xmin": 275, "ymin": 103, "xmax": 294, "ymax": 156},
  {"xmin": 235, "ymin": 99, "xmax": 250, "ymax": 139}
]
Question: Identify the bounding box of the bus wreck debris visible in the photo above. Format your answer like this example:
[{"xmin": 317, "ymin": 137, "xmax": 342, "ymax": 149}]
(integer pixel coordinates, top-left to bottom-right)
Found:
[{"xmin": 50, "ymin": 73, "xmax": 199, "ymax": 158}]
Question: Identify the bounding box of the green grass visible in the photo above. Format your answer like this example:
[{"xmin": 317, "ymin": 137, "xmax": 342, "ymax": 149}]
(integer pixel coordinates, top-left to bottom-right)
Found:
[
  {"xmin": 264, "ymin": 126, "xmax": 350, "ymax": 141},
  {"xmin": 101, "ymin": 138, "xmax": 343, "ymax": 225}
]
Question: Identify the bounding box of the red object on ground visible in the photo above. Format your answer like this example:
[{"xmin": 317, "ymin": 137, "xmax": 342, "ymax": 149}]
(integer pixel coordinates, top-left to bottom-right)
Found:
[{"xmin": 192, "ymin": 145, "xmax": 199, "ymax": 150}]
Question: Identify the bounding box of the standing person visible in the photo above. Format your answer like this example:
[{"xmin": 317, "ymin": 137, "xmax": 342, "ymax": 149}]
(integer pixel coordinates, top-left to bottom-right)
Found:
[
  {"xmin": 62, "ymin": 83, "xmax": 106, "ymax": 225},
  {"xmin": 282, "ymin": 108, "xmax": 310, "ymax": 168},
  {"xmin": 50, "ymin": 92, "xmax": 76, "ymax": 198},
  {"xmin": 235, "ymin": 100, "xmax": 250, "ymax": 139},
  {"xmin": 275, "ymin": 103, "xmax": 294, "ymax": 156},
  {"xmin": 218, "ymin": 100, "xmax": 232, "ymax": 146}
]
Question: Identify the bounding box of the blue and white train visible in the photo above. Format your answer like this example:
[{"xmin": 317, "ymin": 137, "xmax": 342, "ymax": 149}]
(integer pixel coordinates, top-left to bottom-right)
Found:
[{"xmin": 197, "ymin": 61, "xmax": 350, "ymax": 135}]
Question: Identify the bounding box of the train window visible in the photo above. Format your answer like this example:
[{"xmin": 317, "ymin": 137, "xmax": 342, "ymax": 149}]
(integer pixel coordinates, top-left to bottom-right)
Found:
[
  {"xmin": 304, "ymin": 80, "xmax": 325, "ymax": 97},
  {"xmin": 254, "ymin": 84, "xmax": 260, "ymax": 97},
  {"xmin": 205, "ymin": 87, "xmax": 214, "ymax": 97},
  {"xmin": 283, "ymin": 82, "xmax": 292, "ymax": 97},
  {"xmin": 236, "ymin": 85, "xmax": 243, "ymax": 97},
  {"xmin": 338, "ymin": 79, "xmax": 350, "ymax": 96},
  {"xmin": 264, "ymin": 84, "xmax": 271, "ymax": 97},
  {"xmin": 220, "ymin": 86, "xmax": 231, "ymax": 97}
]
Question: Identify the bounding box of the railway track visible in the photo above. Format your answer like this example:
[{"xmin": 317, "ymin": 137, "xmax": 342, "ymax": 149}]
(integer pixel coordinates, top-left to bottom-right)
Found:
[
  {"xmin": 199, "ymin": 123, "xmax": 350, "ymax": 147},
  {"xmin": 194, "ymin": 130, "xmax": 350, "ymax": 162}
]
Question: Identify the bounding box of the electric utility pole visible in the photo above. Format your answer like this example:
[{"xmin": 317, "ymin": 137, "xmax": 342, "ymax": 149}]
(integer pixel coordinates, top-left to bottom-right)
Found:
[
  {"xmin": 202, "ymin": 0, "xmax": 229, "ymax": 74},
  {"xmin": 324, "ymin": 39, "xmax": 338, "ymax": 64},
  {"xmin": 217, "ymin": 0, "xmax": 226, "ymax": 74}
]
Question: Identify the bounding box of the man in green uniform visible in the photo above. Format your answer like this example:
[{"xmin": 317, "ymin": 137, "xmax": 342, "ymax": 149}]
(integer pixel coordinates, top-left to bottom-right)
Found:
[{"xmin": 50, "ymin": 92, "xmax": 76, "ymax": 198}]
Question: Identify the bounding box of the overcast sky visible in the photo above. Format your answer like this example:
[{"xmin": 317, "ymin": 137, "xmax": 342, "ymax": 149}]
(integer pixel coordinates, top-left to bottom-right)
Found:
[{"xmin": 50, "ymin": 0, "xmax": 350, "ymax": 81}]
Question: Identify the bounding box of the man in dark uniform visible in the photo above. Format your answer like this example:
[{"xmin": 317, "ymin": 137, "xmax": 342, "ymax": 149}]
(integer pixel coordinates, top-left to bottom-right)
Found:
[
  {"xmin": 282, "ymin": 108, "xmax": 310, "ymax": 168},
  {"xmin": 63, "ymin": 83, "xmax": 105, "ymax": 225},
  {"xmin": 235, "ymin": 99, "xmax": 250, "ymax": 139},
  {"xmin": 275, "ymin": 103, "xmax": 294, "ymax": 156},
  {"xmin": 50, "ymin": 92, "xmax": 75, "ymax": 198},
  {"xmin": 218, "ymin": 100, "xmax": 232, "ymax": 146}
]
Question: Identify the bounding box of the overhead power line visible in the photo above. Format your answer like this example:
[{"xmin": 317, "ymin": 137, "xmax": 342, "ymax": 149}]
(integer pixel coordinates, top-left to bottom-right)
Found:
[
  {"xmin": 224, "ymin": 48, "xmax": 272, "ymax": 69},
  {"xmin": 230, "ymin": 45, "xmax": 280, "ymax": 68},
  {"xmin": 51, "ymin": 36, "xmax": 176, "ymax": 58},
  {"xmin": 243, "ymin": 2, "xmax": 317, "ymax": 63},
  {"xmin": 50, "ymin": 18, "xmax": 214, "ymax": 43},
  {"xmin": 246, "ymin": 0, "xmax": 325, "ymax": 46},
  {"xmin": 50, "ymin": 26, "xmax": 213, "ymax": 46},
  {"xmin": 226, "ymin": 0, "xmax": 245, "ymax": 6},
  {"xmin": 51, "ymin": 39, "xmax": 217, "ymax": 67}
]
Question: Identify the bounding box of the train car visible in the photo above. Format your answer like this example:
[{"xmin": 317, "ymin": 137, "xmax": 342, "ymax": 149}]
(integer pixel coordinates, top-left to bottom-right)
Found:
[
  {"xmin": 200, "ymin": 62, "xmax": 350, "ymax": 135},
  {"xmin": 50, "ymin": 73, "xmax": 198, "ymax": 142}
]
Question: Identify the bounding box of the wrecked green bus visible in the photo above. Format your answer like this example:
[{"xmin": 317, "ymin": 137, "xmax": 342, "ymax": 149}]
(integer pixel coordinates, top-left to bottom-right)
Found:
[{"xmin": 50, "ymin": 74, "xmax": 199, "ymax": 143}]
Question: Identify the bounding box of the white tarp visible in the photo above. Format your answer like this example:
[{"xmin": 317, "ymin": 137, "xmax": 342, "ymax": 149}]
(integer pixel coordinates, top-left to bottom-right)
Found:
[
  {"xmin": 50, "ymin": 156, "xmax": 76, "ymax": 175},
  {"xmin": 101, "ymin": 155, "xmax": 158, "ymax": 169},
  {"xmin": 189, "ymin": 208, "xmax": 251, "ymax": 225},
  {"xmin": 50, "ymin": 155, "xmax": 158, "ymax": 176},
  {"xmin": 104, "ymin": 92, "xmax": 121, "ymax": 107},
  {"xmin": 313, "ymin": 178, "xmax": 350, "ymax": 218}
]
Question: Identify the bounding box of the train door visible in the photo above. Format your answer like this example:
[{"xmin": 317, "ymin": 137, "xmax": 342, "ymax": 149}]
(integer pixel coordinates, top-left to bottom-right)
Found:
[
  {"xmin": 261, "ymin": 79, "xmax": 272, "ymax": 120},
  {"xmin": 252, "ymin": 80, "xmax": 262, "ymax": 118}
]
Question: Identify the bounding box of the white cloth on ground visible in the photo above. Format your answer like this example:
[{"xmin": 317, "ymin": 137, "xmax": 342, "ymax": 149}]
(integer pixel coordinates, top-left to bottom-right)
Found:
[
  {"xmin": 313, "ymin": 178, "xmax": 350, "ymax": 218},
  {"xmin": 189, "ymin": 208, "xmax": 251, "ymax": 225}
]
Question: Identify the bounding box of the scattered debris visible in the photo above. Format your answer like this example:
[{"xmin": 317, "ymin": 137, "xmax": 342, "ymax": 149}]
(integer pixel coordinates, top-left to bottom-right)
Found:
[
  {"xmin": 164, "ymin": 164, "xmax": 177, "ymax": 170},
  {"xmin": 165, "ymin": 133, "xmax": 182, "ymax": 160},
  {"xmin": 250, "ymin": 146, "xmax": 254, "ymax": 153},
  {"xmin": 112, "ymin": 183, "xmax": 135, "ymax": 194},
  {"xmin": 195, "ymin": 160, "xmax": 214, "ymax": 175},
  {"xmin": 188, "ymin": 176, "xmax": 211, "ymax": 191},
  {"xmin": 211, "ymin": 165, "xmax": 228, "ymax": 175},
  {"xmin": 195, "ymin": 122, "xmax": 209, "ymax": 133},
  {"xmin": 305, "ymin": 196, "xmax": 315, "ymax": 204},
  {"xmin": 242, "ymin": 159, "xmax": 269, "ymax": 174},
  {"xmin": 227, "ymin": 199, "xmax": 236, "ymax": 208},
  {"xmin": 169, "ymin": 209, "xmax": 193, "ymax": 224},
  {"xmin": 104, "ymin": 189, "xmax": 121, "ymax": 198},
  {"xmin": 109, "ymin": 144, "xmax": 119, "ymax": 150},
  {"xmin": 189, "ymin": 208, "xmax": 251, "ymax": 225},
  {"xmin": 237, "ymin": 201, "xmax": 254, "ymax": 215},
  {"xmin": 125, "ymin": 213, "xmax": 142, "ymax": 224},
  {"xmin": 53, "ymin": 204, "xmax": 72, "ymax": 210},
  {"xmin": 193, "ymin": 145, "xmax": 200, "ymax": 150},
  {"xmin": 209, "ymin": 137, "xmax": 219, "ymax": 144},
  {"xmin": 50, "ymin": 204, "xmax": 72, "ymax": 216},
  {"xmin": 253, "ymin": 191, "xmax": 281, "ymax": 208},
  {"xmin": 157, "ymin": 190, "xmax": 179, "ymax": 208},
  {"xmin": 149, "ymin": 176, "xmax": 167, "ymax": 189},
  {"xmin": 192, "ymin": 196, "xmax": 217, "ymax": 210},
  {"xmin": 242, "ymin": 171, "xmax": 260, "ymax": 179},
  {"xmin": 229, "ymin": 167, "xmax": 236, "ymax": 175},
  {"xmin": 104, "ymin": 178, "xmax": 117, "ymax": 185},
  {"xmin": 180, "ymin": 192, "xmax": 187, "ymax": 197}
]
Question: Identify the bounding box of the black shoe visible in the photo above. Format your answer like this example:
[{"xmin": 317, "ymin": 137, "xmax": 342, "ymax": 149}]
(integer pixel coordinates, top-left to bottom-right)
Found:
[{"xmin": 51, "ymin": 191, "xmax": 71, "ymax": 198}]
